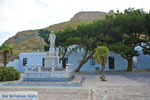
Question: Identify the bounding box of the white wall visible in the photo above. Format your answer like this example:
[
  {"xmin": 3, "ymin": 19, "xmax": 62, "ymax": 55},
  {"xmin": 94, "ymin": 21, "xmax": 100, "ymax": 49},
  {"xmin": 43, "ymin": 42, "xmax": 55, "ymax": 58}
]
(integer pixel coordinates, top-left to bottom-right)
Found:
[
  {"xmin": 19, "ymin": 52, "xmax": 46, "ymax": 72},
  {"xmin": 6, "ymin": 48, "xmax": 150, "ymax": 72},
  {"xmin": 7, "ymin": 59, "xmax": 20, "ymax": 71},
  {"xmin": 68, "ymin": 51, "xmax": 128, "ymax": 72}
]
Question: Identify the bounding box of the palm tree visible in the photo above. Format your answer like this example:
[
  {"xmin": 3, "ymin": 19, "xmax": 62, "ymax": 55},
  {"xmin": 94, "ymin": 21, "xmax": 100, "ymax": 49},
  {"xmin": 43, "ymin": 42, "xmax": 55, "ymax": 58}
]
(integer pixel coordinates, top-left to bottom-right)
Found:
[
  {"xmin": 0, "ymin": 44, "xmax": 13, "ymax": 71},
  {"xmin": 93, "ymin": 46, "xmax": 109, "ymax": 81}
]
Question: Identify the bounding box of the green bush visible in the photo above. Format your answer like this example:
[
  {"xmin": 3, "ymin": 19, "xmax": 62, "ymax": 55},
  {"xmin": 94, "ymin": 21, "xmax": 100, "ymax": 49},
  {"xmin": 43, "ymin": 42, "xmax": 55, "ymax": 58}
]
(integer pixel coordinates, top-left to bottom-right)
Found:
[{"xmin": 0, "ymin": 67, "xmax": 20, "ymax": 81}]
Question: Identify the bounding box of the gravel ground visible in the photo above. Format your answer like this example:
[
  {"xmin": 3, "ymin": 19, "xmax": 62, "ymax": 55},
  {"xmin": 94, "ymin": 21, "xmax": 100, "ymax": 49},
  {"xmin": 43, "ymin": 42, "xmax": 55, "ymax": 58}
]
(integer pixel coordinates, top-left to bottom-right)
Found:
[{"xmin": 0, "ymin": 71, "xmax": 150, "ymax": 100}]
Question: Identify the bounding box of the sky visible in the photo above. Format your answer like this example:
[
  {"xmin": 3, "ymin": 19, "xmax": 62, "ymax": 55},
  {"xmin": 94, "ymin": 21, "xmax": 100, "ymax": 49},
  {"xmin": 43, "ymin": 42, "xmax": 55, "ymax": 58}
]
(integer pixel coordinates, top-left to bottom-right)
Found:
[{"xmin": 0, "ymin": 0, "xmax": 150, "ymax": 45}]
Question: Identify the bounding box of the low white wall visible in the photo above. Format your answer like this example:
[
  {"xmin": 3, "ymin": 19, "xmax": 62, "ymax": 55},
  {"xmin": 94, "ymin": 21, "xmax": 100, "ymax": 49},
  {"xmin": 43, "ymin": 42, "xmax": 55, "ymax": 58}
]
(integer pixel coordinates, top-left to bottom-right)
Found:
[{"xmin": 7, "ymin": 59, "xmax": 20, "ymax": 71}]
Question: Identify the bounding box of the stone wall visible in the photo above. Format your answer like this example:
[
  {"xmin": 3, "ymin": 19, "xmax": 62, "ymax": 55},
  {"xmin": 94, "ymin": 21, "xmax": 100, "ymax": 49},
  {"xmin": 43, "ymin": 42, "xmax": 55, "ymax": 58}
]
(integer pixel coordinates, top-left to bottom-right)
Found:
[{"xmin": 71, "ymin": 11, "xmax": 107, "ymax": 21}]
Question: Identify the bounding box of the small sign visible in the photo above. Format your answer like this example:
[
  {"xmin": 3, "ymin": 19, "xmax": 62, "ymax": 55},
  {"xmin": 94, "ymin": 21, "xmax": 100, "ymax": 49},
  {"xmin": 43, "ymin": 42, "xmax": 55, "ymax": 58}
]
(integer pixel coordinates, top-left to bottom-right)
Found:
[{"xmin": 0, "ymin": 91, "xmax": 38, "ymax": 100}]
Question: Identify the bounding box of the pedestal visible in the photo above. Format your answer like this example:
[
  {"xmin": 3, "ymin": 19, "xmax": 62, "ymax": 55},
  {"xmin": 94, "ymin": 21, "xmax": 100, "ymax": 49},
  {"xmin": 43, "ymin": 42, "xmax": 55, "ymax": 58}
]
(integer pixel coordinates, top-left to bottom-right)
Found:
[{"xmin": 44, "ymin": 56, "xmax": 59, "ymax": 68}]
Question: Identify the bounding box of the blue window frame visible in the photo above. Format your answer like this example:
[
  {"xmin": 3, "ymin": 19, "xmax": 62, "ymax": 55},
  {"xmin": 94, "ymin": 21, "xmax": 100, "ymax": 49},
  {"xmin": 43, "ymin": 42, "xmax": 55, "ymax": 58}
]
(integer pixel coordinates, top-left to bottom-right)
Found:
[
  {"xmin": 23, "ymin": 58, "xmax": 27, "ymax": 66},
  {"xmin": 90, "ymin": 57, "xmax": 96, "ymax": 65}
]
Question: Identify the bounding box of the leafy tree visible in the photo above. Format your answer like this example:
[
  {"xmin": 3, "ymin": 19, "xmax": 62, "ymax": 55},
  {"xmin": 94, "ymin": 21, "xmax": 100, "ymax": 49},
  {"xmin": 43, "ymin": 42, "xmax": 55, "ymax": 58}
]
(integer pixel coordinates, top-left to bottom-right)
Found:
[
  {"xmin": 141, "ymin": 12, "xmax": 150, "ymax": 55},
  {"xmin": 107, "ymin": 8, "xmax": 146, "ymax": 71},
  {"xmin": 39, "ymin": 29, "xmax": 51, "ymax": 51},
  {"xmin": 93, "ymin": 15, "xmax": 123, "ymax": 44},
  {"xmin": 0, "ymin": 44, "xmax": 13, "ymax": 71},
  {"xmin": 38, "ymin": 8, "xmax": 149, "ymax": 72},
  {"xmin": 93, "ymin": 46, "xmax": 109, "ymax": 81},
  {"xmin": 55, "ymin": 27, "xmax": 77, "ymax": 60},
  {"xmin": 142, "ymin": 42, "xmax": 150, "ymax": 55},
  {"xmin": 39, "ymin": 29, "xmax": 51, "ymax": 44},
  {"xmin": 74, "ymin": 16, "xmax": 121, "ymax": 72},
  {"xmin": 74, "ymin": 24, "xmax": 98, "ymax": 72}
]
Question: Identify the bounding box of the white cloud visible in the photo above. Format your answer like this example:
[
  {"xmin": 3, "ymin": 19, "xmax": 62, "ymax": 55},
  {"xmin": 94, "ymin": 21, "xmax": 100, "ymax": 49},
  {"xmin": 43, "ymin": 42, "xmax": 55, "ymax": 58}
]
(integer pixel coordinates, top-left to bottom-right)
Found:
[{"xmin": 0, "ymin": 0, "xmax": 150, "ymax": 45}]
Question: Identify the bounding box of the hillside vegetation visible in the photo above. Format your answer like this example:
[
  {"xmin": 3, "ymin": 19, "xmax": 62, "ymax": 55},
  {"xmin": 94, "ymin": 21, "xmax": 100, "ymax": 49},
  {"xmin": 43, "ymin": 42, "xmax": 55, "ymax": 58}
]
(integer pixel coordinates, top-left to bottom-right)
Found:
[{"xmin": 3, "ymin": 11, "xmax": 112, "ymax": 55}]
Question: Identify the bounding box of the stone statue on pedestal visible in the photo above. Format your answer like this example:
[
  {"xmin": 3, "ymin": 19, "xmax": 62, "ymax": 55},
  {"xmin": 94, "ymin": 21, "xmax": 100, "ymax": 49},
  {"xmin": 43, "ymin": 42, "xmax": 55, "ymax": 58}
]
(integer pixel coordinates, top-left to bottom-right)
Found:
[
  {"xmin": 44, "ymin": 30, "xmax": 59, "ymax": 68},
  {"xmin": 48, "ymin": 31, "xmax": 56, "ymax": 56}
]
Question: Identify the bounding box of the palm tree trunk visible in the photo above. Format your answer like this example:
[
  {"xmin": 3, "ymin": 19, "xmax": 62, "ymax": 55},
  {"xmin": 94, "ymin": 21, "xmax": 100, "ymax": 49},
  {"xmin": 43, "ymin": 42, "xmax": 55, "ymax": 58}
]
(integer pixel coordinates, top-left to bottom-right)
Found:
[
  {"xmin": 101, "ymin": 60, "xmax": 105, "ymax": 77},
  {"xmin": 3, "ymin": 53, "xmax": 7, "ymax": 72}
]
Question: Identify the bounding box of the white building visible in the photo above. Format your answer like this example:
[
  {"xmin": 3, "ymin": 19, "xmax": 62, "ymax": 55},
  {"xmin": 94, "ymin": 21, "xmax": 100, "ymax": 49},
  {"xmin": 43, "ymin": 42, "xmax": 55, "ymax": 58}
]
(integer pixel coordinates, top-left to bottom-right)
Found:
[
  {"xmin": 7, "ymin": 48, "xmax": 150, "ymax": 72},
  {"xmin": 7, "ymin": 51, "xmax": 46, "ymax": 72}
]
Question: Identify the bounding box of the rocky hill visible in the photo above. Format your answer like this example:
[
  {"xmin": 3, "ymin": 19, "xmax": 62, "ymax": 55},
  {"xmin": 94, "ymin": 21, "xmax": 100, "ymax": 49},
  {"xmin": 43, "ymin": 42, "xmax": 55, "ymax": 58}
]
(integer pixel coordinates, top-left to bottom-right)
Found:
[
  {"xmin": 4, "ymin": 10, "xmax": 114, "ymax": 55},
  {"xmin": 71, "ymin": 11, "xmax": 106, "ymax": 21}
]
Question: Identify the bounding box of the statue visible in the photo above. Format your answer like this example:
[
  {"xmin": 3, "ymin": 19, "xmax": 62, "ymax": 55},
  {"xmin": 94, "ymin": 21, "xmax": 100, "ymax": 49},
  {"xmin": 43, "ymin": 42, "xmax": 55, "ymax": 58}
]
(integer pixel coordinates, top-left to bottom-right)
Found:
[
  {"xmin": 48, "ymin": 31, "xmax": 56, "ymax": 55},
  {"xmin": 48, "ymin": 31, "xmax": 56, "ymax": 48}
]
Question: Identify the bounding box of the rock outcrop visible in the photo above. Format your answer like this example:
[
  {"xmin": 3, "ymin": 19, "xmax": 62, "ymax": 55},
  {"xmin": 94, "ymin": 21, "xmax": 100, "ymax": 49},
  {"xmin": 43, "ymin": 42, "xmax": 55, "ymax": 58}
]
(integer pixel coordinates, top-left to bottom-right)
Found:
[{"xmin": 71, "ymin": 11, "xmax": 106, "ymax": 21}]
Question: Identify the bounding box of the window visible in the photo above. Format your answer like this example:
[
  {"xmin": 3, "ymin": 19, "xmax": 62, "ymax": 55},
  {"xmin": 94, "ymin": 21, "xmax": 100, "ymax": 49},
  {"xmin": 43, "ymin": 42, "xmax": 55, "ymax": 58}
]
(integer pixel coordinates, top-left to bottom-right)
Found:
[
  {"xmin": 23, "ymin": 58, "xmax": 27, "ymax": 66},
  {"xmin": 90, "ymin": 57, "xmax": 95, "ymax": 65},
  {"xmin": 108, "ymin": 56, "xmax": 115, "ymax": 69},
  {"xmin": 42, "ymin": 58, "xmax": 45, "ymax": 66}
]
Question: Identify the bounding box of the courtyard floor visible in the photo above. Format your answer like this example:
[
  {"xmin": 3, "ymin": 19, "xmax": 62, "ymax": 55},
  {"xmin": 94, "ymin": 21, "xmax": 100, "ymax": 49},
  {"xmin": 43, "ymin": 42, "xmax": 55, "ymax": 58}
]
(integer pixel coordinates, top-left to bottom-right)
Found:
[{"xmin": 0, "ymin": 71, "xmax": 150, "ymax": 100}]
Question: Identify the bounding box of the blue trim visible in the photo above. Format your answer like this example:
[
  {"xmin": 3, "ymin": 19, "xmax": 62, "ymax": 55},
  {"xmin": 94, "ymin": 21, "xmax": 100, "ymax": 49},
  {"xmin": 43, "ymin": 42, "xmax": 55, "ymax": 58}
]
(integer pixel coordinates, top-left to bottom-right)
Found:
[
  {"xmin": 2, "ymin": 83, "xmax": 82, "ymax": 87},
  {"xmin": 23, "ymin": 78, "xmax": 72, "ymax": 82},
  {"xmin": 2, "ymin": 77, "xmax": 84, "ymax": 87},
  {"xmin": 23, "ymin": 76, "xmax": 75, "ymax": 82}
]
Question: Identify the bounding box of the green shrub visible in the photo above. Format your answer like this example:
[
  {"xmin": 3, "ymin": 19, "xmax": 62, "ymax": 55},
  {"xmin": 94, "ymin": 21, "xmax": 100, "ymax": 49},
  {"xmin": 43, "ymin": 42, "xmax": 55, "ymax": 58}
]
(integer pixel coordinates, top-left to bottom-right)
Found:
[
  {"xmin": 0, "ymin": 67, "xmax": 20, "ymax": 81},
  {"xmin": 99, "ymin": 76, "xmax": 106, "ymax": 81}
]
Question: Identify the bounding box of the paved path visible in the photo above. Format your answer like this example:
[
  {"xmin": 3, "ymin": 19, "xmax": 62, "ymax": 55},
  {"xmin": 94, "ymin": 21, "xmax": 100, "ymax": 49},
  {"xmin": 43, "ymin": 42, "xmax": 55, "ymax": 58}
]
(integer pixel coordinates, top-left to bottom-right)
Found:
[{"xmin": 0, "ymin": 71, "xmax": 150, "ymax": 100}]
